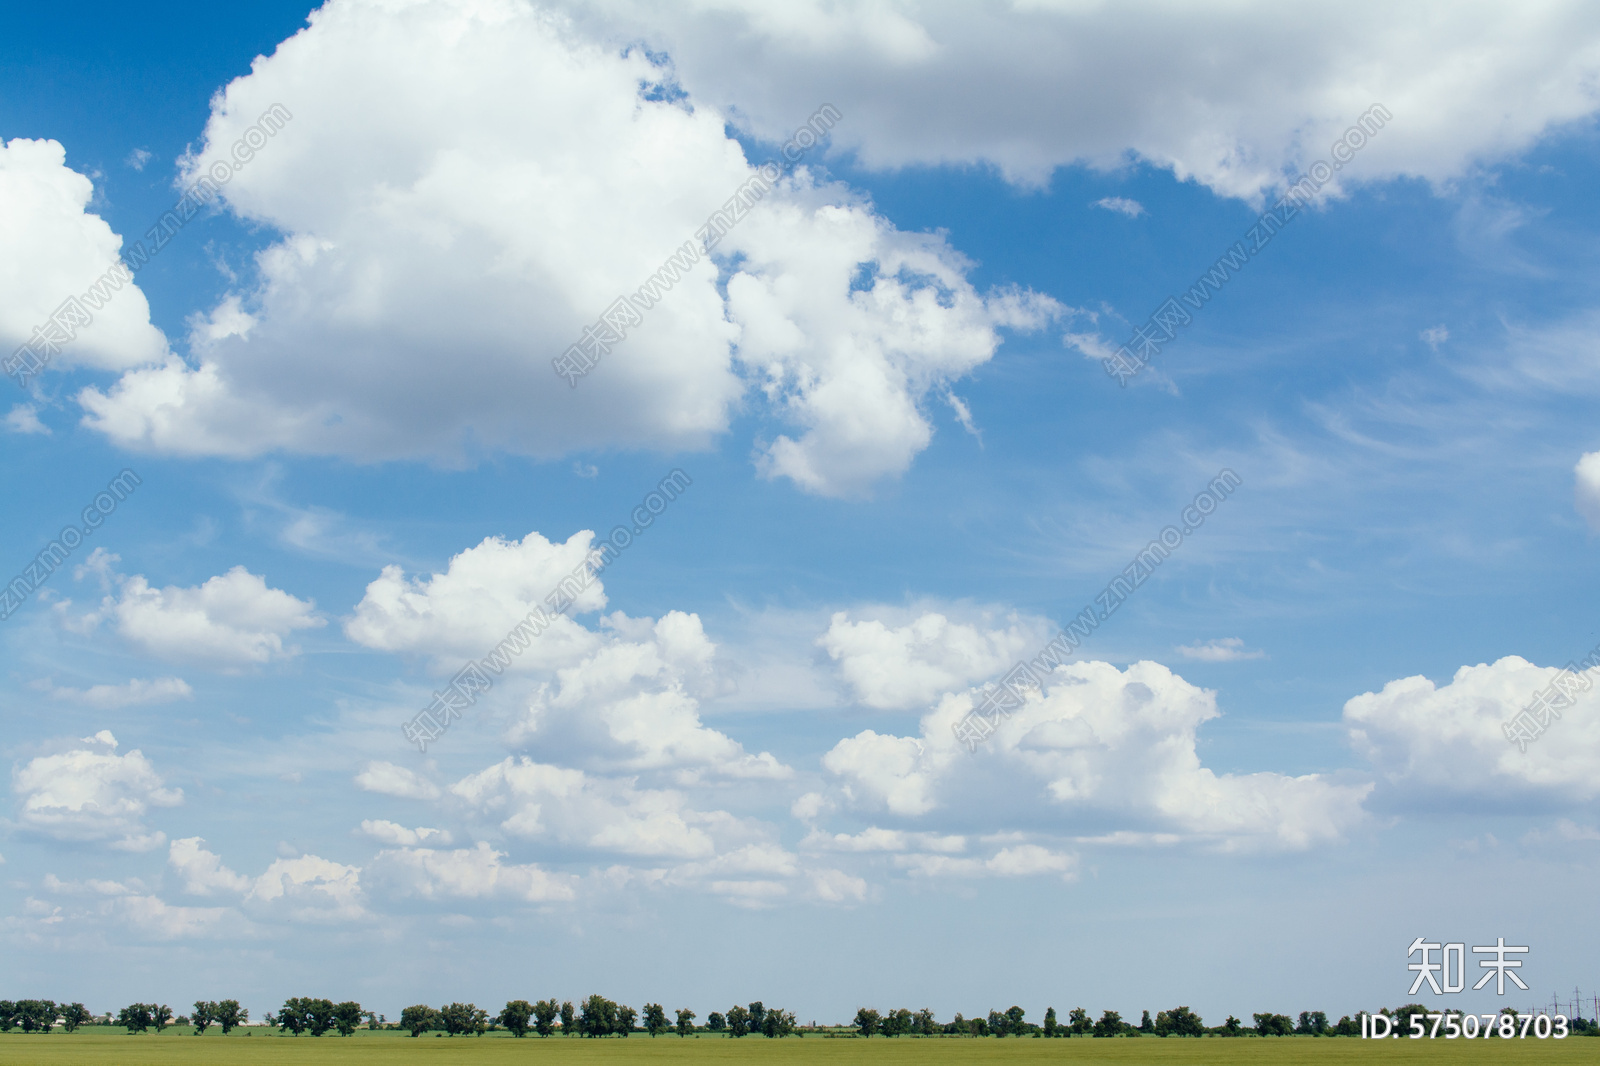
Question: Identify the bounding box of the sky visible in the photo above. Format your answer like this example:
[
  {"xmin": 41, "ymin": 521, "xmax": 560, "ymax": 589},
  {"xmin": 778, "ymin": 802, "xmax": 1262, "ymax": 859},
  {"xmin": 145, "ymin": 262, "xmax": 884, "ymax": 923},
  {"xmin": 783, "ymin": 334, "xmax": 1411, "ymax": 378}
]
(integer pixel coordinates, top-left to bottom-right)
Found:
[{"xmin": 3, "ymin": 0, "xmax": 1600, "ymax": 1028}]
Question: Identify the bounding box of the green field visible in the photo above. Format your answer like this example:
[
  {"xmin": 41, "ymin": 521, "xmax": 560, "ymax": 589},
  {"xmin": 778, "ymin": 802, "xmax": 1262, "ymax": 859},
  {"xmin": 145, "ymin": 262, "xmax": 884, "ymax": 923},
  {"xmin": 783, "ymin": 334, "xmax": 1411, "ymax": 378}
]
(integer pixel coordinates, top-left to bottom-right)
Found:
[{"xmin": 1, "ymin": 1030, "xmax": 1597, "ymax": 1066}]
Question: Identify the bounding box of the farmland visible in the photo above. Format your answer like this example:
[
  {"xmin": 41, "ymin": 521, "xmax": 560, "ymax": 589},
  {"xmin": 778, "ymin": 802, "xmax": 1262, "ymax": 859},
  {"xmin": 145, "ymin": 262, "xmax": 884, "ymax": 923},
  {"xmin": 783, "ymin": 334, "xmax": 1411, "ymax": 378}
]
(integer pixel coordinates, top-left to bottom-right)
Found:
[{"xmin": 0, "ymin": 1029, "xmax": 1596, "ymax": 1066}]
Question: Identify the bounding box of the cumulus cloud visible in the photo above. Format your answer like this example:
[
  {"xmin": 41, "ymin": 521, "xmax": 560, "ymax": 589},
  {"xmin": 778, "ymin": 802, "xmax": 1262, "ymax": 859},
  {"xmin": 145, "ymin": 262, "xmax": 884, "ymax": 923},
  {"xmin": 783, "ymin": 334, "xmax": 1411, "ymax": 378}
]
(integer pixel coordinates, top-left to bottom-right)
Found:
[
  {"xmin": 73, "ymin": 553, "xmax": 323, "ymax": 668},
  {"xmin": 366, "ymin": 841, "xmax": 576, "ymax": 902},
  {"xmin": 819, "ymin": 609, "xmax": 1049, "ymax": 710},
  {"xmin": 353, "ymin": 761, "xmax": 441, "ymax": 801},
  {"xmin": 168, "ymin": 837, "xmax": 252, "ymax": 895},
  {"xmin": 1174, "ymin": 637, "xmax": 1266, "ymax": 662},
  {"xmin": 358, "ymin": 819, "xmax": 452, "ymax": 847},
  {"xmin": 32, "ymin": 676, "xmax": 193, "ymax": 709},
  {"xmin": 5, "ymin": 404, "xmax": 48, "ymax": 434},
  {"xmin": 555, "ymin": 0, "xmax": 1600, "ymax": 198},
  {"xmin": 820, "ymin": 659, "xmax": 1370, "ymax": 851},
  {"xmin": 11, "ymin": 731, "xmax": 181, "ymax": 850},
  {"xmin": 1345, "ymin": 655, "xmax": 1600, "ymax": 803},
  {"xmin": 895, "ymin": 843, "xmax": 1078, "ymax": 882},
  {"xmin": 0, "ymin": 137, "xmax": 166, "ymax": 371},
  {"xmin": 1575, "ymin": 452, "xmax": 1600, "ymax": 531},
  {"xmin": 345, "ymin": 529, "xmax": 605, "ymax": 669},
  {"xmin": 168, "ymin": 837, "xmax": 363, "ymax": 921},
  {"xmin": 246, "ymin": 854, "xmax": 365, "ymax": 922},
  {"xmin": 76, "ymin": 0, "xmax": 1048, "ymax": 496},
  {"xmin": 451, "ymin": 758, "xmax": 738, "ymax": 859},
  {"xmin": 112, "ymin": 894, "xmax": 233, "ymax": 940},
  {"xmin": 351, "ymin": 529, "xmax": 784, "ymax": 779},
  {"xmin": 529, "ymin": 610, "xmax": 789, "ymax": 778}
]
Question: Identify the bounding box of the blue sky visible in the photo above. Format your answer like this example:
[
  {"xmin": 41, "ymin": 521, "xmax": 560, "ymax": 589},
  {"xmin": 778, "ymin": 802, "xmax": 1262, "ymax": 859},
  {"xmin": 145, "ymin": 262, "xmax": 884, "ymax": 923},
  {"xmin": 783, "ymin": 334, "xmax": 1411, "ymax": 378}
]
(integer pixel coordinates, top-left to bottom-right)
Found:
[{"xmin": 3, "ymin": 0, "xmax": 1600, "ymax": 1027}]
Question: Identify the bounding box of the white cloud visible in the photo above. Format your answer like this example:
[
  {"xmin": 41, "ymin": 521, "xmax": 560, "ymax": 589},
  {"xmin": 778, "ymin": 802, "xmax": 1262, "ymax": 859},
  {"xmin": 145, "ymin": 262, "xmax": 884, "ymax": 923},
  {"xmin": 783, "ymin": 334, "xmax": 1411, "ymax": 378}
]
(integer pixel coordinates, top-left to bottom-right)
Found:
[
  {"xmin": 1421, "ymin": 324, "xmax": 1450, "ymax": 350},
  {"xmin": 170, "ymin": 838, "xmax": 367, "ymax": 922},
  {"xmin": 894, "ymin": 843, "xmax": 1078, "ymax": 881},
  {"xmin": 366, "ymin": 841, "xmax": 576, "ymax": 903},
  {"xmin": 819, "ymin": 608, "xmax": 1047, "ymax": 710},
  {"xmin": 1575, "ymin": 452, "xmax": 1600, "ymax": 532},
  {"xmin": 351, "ymin": 528, "xmax": 786, "ymax": 778},
  {"xmin": 801, "ymin": 826, "xmax": 966, "ymax": 854},
  {"xmin": 11, "ymin": 732, "xmax": 181, "ymax": 850},
  {"xmin": 532, "ymin": 611, "xmax": 790, "ymax": 778},
  {"xmin": 450, "ymin": 758, "xmax": 735, "ymax": 859},
  {"xmin": 353, "ymin": 761, "xmax": 441, "ymax": 801},
  {"xmin": 345, "ymin": 529, "xmax": 605, "ymax": 669},
  {"xmin": 1092, "ymin": 196, "xmax": 1145, "ymax": 217},
  {"xmin": 358, "ymin": 819, "xmax": 452, "ymax": 847},
  {"xmin": 76, "ymin": 0, "xmax": 1048, "ymax": 497},
  {"xmin": 555, "ymin": 0, "xmax": 1600, "ymax": 199},
  {"xmin": 168, "ymin": 836, "xmax": 252, "ymax": 895},
  {"xmin": 113, "ymin": 894, "xmax": 232, "ymax": 940},
  {"xmin": 0, "ymin": 137, "xmax": 167, "ymax": 372},
  {"xmin": 821, "ymin": 659, "xmax": 1370, "ymax": 851},
  {"xmin": 246, "ymin": 854, "xmax": 365, "ymax": 922},
  {"xmin": 5, "ymin": 404, "xmax": 48, "ymax": 434},
  {"xmin": 76, "ymin": 556, "xmax": 323, "ymax": 668},
  {"xmin": 1345, "ymin": 656, "xmax": 1600, "ymax": 802},
  {"xmin": 33, "ymin": 676, "xmax": 193, "ymax": 709},
  {"xmin": 1174, "ymin": 637, "xmax": 1266, "ymax": 662},
  {"xmin": 125, "ymin": 148, "xmax": 152, "ymax": 171}
]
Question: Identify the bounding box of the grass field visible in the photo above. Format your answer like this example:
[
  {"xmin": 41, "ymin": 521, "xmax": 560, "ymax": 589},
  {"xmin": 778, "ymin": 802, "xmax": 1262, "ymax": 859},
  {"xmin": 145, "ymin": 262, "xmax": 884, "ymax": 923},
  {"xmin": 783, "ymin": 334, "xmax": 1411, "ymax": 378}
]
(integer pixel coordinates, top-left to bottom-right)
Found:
[{"xmin": 1, "ymin": 1030, "xmax": 1596, "ymax": 1065}]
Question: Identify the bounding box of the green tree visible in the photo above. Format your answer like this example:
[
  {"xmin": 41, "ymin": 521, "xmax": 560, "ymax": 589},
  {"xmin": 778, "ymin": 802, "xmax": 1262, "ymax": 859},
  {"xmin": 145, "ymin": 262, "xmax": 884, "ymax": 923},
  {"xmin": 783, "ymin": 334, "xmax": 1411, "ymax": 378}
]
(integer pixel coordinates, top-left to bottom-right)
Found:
[
  {"xmin": 1139, "ymin": 1009, "xmax": 1154, "ymax": 1033},
  {"xmin": 763, "ymin": 1008, "xmax": 797, "ymax": 1038},
  {"xmin": 1093, "ymin": 1010, "xmax": 1123, "ymax": 1037},
  {"xmin": 499, "ymin": 1000, "xmax": 533, "ymax": 1037},
  {"xmin": 333, "ymin": 1002, "xmax": 363, "ymax": 1037},
  {"xmin": 643, "ymin": 1003, "xmax": 668, "ymax": 1036},
  {"xmin": 17, "ymin": 1000, "xmax": 57, "ymax": 1033},
  {"xmin": 276, "ymin": 999, "xmax": 306, "ymax": 1036},
  {"xmin": 1043, "ymin": 1007, "xmax": 1058, "ymax": 1037},
  {"xmin": 579, "ymin": 995, "xmax": 618, "ymax": 1038},
  {"xmin": 61, "ymin": 1003, "xmax": 91, "ymax": 1033},
  {"xmin": 882, "ymin": 1008, "xmax": 913, "ymax": 1036},
  {"xmin": 305, "ymin": 999, "xmax": 334, "ymax": 1037},
  {"xmin": 533, "ymin": 1000, "xmax": 559, "ymax": 1037},
  {"xmin": 916, "ymin": 1008, "xmax": 937, "ymax": 1035},
  {"xmin": 399, "ymin": 1005, "xmax": 438, "ymax": 1037},
  {"xmin": 440, "ymin": 1003, "xmax": 488, "ymax": 1036},
  {"xmin": 559, "ymin": 1001, "xmax": 575, "ymax": 1035},
  {"xmin": 1253, "ymin": 1012, "xmax": 1294, "ymax": 1037},
  {"xmin": 1220, "ymin": 1015, "xmax": 1244, "ymax": 1036},
  {"xmin": 615, "ymin": 1004, "xmax": 636, "ymax": 1035},
  {"xmin": 853, "ymin": 1007, "xmax": 880, "ymax": 1037},
  {"xmin": 706, "ymin": 1011, "xmax": 725, "ymax": 1032},
  {"xmin": 675, "ymin": 1008, "xmax": 697, "ymax": 1036},
  {"xmin": 0, "ymin": 1002, "xmax": 14, "ymax": 1032},
  {"xmin": 191, "ymin": 1001, "xmax": 214, "ymax": 1036},
  {"xmin": 1331, "ymin": 1015, "xmax": 1361, "ymax": 1036},
  {"xmin": 117, "ymin": 1004, "xmax": 154, "ymax": 1034},
  {"xmin": 1296, "ymin": 1010, "xmax": 1329, "ymax": 1035},
  {"xmin": 1006, "ymin": 1006, "xmax": 1027, "ymax": 1035},
  {"xmin": 727, "ymin": 1004, "xmax": 751, "ymax": 1037},
  {"xmin": 214, "ymin": 1001, "xmax": 245, "ymax": 1034},
  {"xmin": 1155, "ymin": 1006, "xmax": 1205, "ymax": 1037},
  {"xmin": 748, "ymin": 1001, "xmax": 766, "ymax": 1033},
  {"xmin": 1068, "ymin": 1008, "xmax": 1091, "ymax": 1036},
  {"xmin": 152, "ymin": 1004, "xmax": 172, "ymax": 1032},
  {"xmin": 1386, "ymin": 1005, "xmax": 1428, "ymax": 1038}
]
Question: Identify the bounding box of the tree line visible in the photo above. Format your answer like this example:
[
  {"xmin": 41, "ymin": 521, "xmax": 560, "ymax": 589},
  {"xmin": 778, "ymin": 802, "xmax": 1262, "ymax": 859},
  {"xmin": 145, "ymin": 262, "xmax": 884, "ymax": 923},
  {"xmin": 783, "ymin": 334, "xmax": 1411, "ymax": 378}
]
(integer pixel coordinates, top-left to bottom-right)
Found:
[
  {"xmin": 0, "ymin": 1002, "xmax": 92, "ymax": 1033},
  {"xmin": 848, "ymin": 1004, "xmax": 1598, "ymax": 1038},
  {"xmin": 7, "ymin": 996, "xmax": 1594, "ymax": 1038}
]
